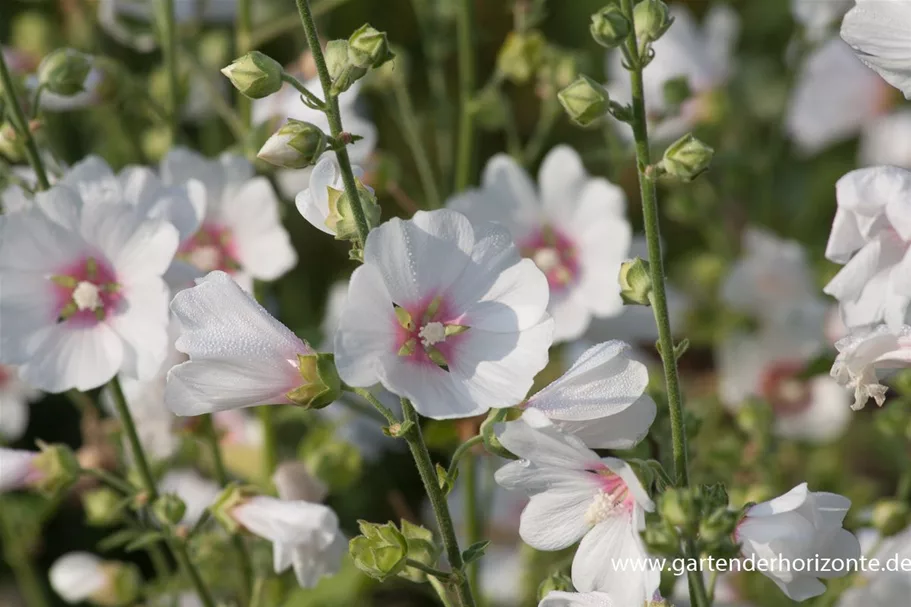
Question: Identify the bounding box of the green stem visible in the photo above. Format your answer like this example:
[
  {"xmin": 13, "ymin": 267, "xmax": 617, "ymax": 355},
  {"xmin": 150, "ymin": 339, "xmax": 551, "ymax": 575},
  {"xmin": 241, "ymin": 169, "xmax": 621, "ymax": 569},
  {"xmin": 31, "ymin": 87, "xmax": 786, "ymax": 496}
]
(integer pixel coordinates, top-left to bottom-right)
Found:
[
  {"xmin": 171, "ymin": 540, "xmax": 218, "ymax": 607},
  {"xmin": 522, "ymin": 98, "xmax": 560, "ymax": 168},
  {"xmin": 0, "ymin": 51, "xmax": 50, "ymax": 190},
  {"xmin": 350, "ymin": 387, "xmax": 399, "ymax": 426},
  {"xmin": 294, "ymin": 0, "xmax": 373, "ymax": 247},
  {"xmin": 236, "ymin": 0, "xmax": 253, "ymax": 128},
  {"xmin": 157, "ymin": 0, "xmax": 181, "ymax": 142},
  {"xmin": 181, "ymin": 46, "xmax": 246, "ymax": 141},
  {"xmin": 81, "ymin": 467, "xmax": 135, "ymax": 494},
  {"xmin": 258, "ymin": 407, "xmax": 279, "ymax": 479},
  {"xmin": 280, "ymin": 73, "xmax": 326, "ymax": 109},
  {"xmin": 0, "ymin": 507, "xmax": 51, "ymax": 607},
  {"xmin": 454, "ymin": 0, "xmax": 477, "ymax": 192},
  {"xmin": 400, "ymin": 400, "xmax": 476, "ymax": 607},
  {"xmin": 429, "ymin": 575, "xmax": 457, "ymax": 607},
  {"xmin": 247, "ymin": 0, "xmax": 356, "ymax": 48},
  {"xmin": 447, "ymin": 435, "xmax": 484, "ymax": 478},
  {"xmin": 463, "ymin": 452, "xmax": 481, "ymax": 599},
  {"xmin": 405, "ymin": 559, "xmax": 454, "ymax": 580},
  {"xmin": 390, "ymin": 81, "xmax": 442, "ymax": 208}
]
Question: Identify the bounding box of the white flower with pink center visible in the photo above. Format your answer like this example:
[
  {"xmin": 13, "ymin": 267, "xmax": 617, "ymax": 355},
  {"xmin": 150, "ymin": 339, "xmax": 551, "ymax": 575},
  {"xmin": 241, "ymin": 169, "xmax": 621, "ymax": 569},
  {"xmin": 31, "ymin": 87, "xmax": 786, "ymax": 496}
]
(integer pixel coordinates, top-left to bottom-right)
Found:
[
  {"xmin": 824, "ymin": 166, "xmax": 911, "ymax": 329},
  {"xmin": 0, "ymin": 365, "xmax": 40, "ymax": 441},
  {"xmin": 735, "ymin": 483, "xmax": 860, "ymax": 601},
  {"xmin": 494, "ymin": 410, "xmax": 659, "ymax": 605},
  {"xmin": 831, "ymin": 324, "xmax": 911, "ymax": 410},
  {"xmin": 0, "ymin": 448, "xmax": 40, "ymax": 493},
  {"xmin": 160, "ymin": 148, "xmax": 297, "ymax": 292},
  {"xmin": 334, "ymin": 209, "xmax": 553, "ymax": 419},
  {"xmin": 0, "ymin": 180, "xmax": 179, "ymax": 392},
  {"xmin": 165, "ymin": 271, "xmax": 316, "ymax": 416},
  {"xmin": 447, "ymin": 147, "xmax": 629, "ymax": 342},
  {"xmin": 841, "ymin": 0, "xmax": 911, "ymax": 100}
]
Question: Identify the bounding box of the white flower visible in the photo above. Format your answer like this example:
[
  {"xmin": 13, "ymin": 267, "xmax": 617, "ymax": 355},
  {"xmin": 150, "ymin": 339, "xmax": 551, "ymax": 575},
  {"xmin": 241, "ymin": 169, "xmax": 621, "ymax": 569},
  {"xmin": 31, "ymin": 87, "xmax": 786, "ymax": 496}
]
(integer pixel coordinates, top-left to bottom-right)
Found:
[
  {"xmin": 158, "ymin": 469, "xmax": 221, "ymax": 525},
  {"xmin": 718, "ymin": 327, "xmax": 851, "ymax": 442},
  {"xmin": 860, "ymin": 109, "xmax": 911, "ymax": 169},
  {"xmin": 523, "ymin": 341, "xmax": 656, "ymax": 449},
  {"xmin": 837, "ymin": 525, "xmax": 911, "ymax": 607},
  {"xmin": 495, "ymin": 411, "xmax": 659, "ymax": 604},
  {"xmin": 448, "ymin": 147, "xmax": 630, "ymax": 342},
  {"xmin": 166, "ymin": 271, "xmax": 316, "ymax": 416},
  {"xmin": 253, "ymin": 77, "xmax": 377, "ymax": 199},
  {"xmin": 791, "ymin": 0, "xmax": 853, "ymax": 41},
  {"xmin": 0, "ymin": 173, "xmax": 179, "ymax": 392},
  {"xmin": 736, "ymin": 483, "xmax": 860, "ymax": 601},
  {"xmin": 49, "ymin": 552, "xmax": 108, "ymax": 604},
  {"xmin": 160, "ymin": 148, "xmax": 297, "ymax": 292},
  {"xmin": 841, "ymin": 0, "xmax": 911, "ymax": 99},
  {"xmin": 335, "ymin": 209, "xmax": 553, "ymax": 419},
  {"xmin": 606, "ymin": 3, "xmax": 739, "ymax": 141},
  {"xmin": 1, "ymin": 167, "xmax": 46, "ymax": 213},
  {"xmin": 824, "ymin": 166, "xmax": 911, "ymax": 329},
  {"xmin": 831, "ymin": 324, "xmax": 911, "ymax": 409},
  {"xmin": 295, "ymin": 155, "xmax": 370, "ymax": 235},
  {"xmin": 231, "ymin": 495, "xmax": 345, "ymax": 588},
  {"xmin": 0, "ymin": 366, "xmax": 40, "ymax": 441},
  {"xmin": 539, "ymin": 591, "xmax": 616, "ymax": 606},
  {"xmin": 273, "ymin": 461, "xmax": 328, "ymax": 503},
  {"xmin": 786, "ymin": 38, "xmax": 893, "ymax": 155},
  {"xmin": 0, "ymin": 448, "xmax": 39, "ymax": 493}
]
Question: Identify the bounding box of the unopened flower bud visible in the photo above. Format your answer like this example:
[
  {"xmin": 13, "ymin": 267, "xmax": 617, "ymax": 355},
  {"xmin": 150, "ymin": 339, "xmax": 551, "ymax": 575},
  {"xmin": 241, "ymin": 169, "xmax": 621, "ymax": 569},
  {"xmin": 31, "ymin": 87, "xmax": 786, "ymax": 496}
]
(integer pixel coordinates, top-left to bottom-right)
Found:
[
  {"xmin": 661, "ymin": 133, "xmax": 714, "ymax": 181},
  {"xmin": 619, "ymin": 257, "xmax": 653, "ymax": 306},
  {"xmin": 538, "ymin": 571, "xmax": 574, "ymax": 599},
  {"xmin": 326, "ymin": 182, "xmax": 382, "ymax": 241},
  {"xmin": 32, "ymin": 443, "xmax": 79, "ymax": 495},
  {"xmin": 663, "ymin": 76, "xmax": 692, "ymax": 107},
  {"xmin": 221, "ymin": 51, "xmax": 283, "ymax": 99},
  {"xmin": 153, "ymin": 494, "xmax": 188, "ymax": 527},
  {"xmin": 590, "ymin": 6, "xmax": 631, "ymax": 48},
  {"xmin": 873, "ymin": 499, "xmax": 911, "ymax": 537},
  {"xmin": 399, "ymin": 520, "xmax": 440, "ymax": 582},
  {"xmin": 558, "ymin": 74, "xmax": 609, "ymax": 126},
  {"xmin": 469, "ymin": 87, "xmax": 509, "ymax": 131},
  {"xmin": 348, "ymin": 24, "xmax": 395, "ymax": 69},
  {"xmin": 38, "ymin": 48, "xmax": 92, "ymax": 97},
  {"xmin": 82, "ymin": 488, "xmax": 123, "ymax": 527},
  {"xmin": 497, "ymin": 30, "xmax": 547, "ymax": 84},
  {"xmin": 258, "ymin": 119, "xmax": 328, "ymax": 169},
  {"xmin": 287, "ymin": 352, "xmax": 342, "ymax": 410},
  {"xmin": 634, "ymin": 0, "xmax": 674, "ymax": 47},
  {"xmin": 349, "ymin": 521, "xmax": 409, "ymax": 581},
  {"xmin": 326, "ymin": 40, "xmax": 367, "ymax": 94}
]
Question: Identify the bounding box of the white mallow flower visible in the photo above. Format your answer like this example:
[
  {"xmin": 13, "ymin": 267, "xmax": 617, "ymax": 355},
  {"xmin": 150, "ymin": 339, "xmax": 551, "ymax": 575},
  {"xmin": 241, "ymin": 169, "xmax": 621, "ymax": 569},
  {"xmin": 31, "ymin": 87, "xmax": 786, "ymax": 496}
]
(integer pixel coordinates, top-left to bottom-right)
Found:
[
  {"xmin": 522, "ymin": 341, "xmax": 656, "ymax": 449},
  {"xmin": 860, "ymin": 109, "xmax": 911, "ymax": 169},
  {"xmin": 841, "ymin": 0, "xmax": 911, "ymax": 99},
  {"xmin": 718, "ymin": 327, "xmax": 851, "ymax": 442},
  {"xmin": 0, "ymin": 448, "xmax": 39, "ymax": 493},
  {"xmin": 158, "ymin": 469, "xmax": 221, "ymax": 526},
  {"xmin": 495, "ymin": 410, "xmax": 659, "ymax": 604},
  {"xmin": 0, "ymin": 365, "xmax": 40, "ymax": 441},
  {"xmin": 831, "ymin": 324, "xmax": 911, "ymax": 410},
  {"xmin": 334, "ymin": 209, "xmax": 553, "ymax": 419},
  {"xmin": 295, "ymin": 155, "xmax": 371, "ymax": 235},
  {"xmin": 253, "ymin": 77, "xmax": 377, "ymax": 199},
  {"xmin": 786, "ymin": 38, "xmax": 894, "ymax": 155},
  {"xmin": 539, "ymin": 591, "xmax": 616, "ymax": 606},
  {"xmin": 166, "ymin": 271, "xmax": 316, "ymax": 416},
  {"xmin": 824, "ymin": 166, "xmax": 911, "ymax": 329},
  {"xmin": 0, "ymin": 179, "xmax": 179, "ymax": 392},
  {"xmin": 49, "ymin": 552, "xmax": 109, "ymax": 604},
  {"xmin": 791, "ymin": 0, "xmax": 853, "ymax": 41},
  {"xmin": 606, "ymin": 3, "xmax": 739, "ymax": 141},
  {"xmin": 160, "ymin": 148, "xmax": 297, "ymax": 292},
  {"xmin": 837, "ymin": 525, "xmax": 911, "ymax": 607},
  {"xmin": 447, "ymin": 147, "xmax": 630, "ymax": 342},
  {"xmin": 735, "ymin": 483, "xmax": 861, "ymax": 601},
  {"xmin": 230, "ymin": 495, "xmax": 345, "ymax": 588}
]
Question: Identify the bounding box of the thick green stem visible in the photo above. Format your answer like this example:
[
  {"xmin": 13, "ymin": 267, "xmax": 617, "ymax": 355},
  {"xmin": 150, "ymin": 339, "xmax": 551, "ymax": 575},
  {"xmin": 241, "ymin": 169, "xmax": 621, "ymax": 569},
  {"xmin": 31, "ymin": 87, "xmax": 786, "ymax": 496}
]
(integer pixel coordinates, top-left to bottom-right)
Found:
[
  {"xmin": 390, "ymin": 81, "xmax": 442, "ymax": 208},
  {"xmin": 157, "ymin": 0, "xmax": 180, "ymax": 142},
  {"xmin": 258, "ymin": 407, "xmax": 279, "ymax": 478},
  {"xmin": 0, "ymin": 508, "xmax": 51, "ymax": 607},
  {"xmin": 236, "ymin": 0, "xmax": 253, "ymax": 128},
  {"xmin": 294, "ymin": 0, "xmax": 372, "ymax": 247},
  {"xmin": 454, "ymin": 0, "xmax": 476, "ymax": 192},
  {"xmin": 0, "ymin": 51, "xmax": 50, "ymax": 190},
  {"xmin": 401, "ymin": 400, "xmax": 476, "ymax": 607}
]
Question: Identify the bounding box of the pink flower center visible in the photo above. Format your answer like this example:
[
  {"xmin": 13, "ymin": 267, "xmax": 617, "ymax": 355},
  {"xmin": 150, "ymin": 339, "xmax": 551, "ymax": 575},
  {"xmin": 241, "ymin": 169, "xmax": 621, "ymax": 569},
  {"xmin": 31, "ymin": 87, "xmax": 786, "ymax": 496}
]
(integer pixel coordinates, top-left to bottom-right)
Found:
[
  {"xmin": 392, "ymin": 295, "xmax": 469, "ymax": 370},
  {"xmin": 0, "ymin": 365, "xmax": 9, "ymax": 388},
  {"xmin": 520, "ymin": 225, "xmax": 579, "ymax": 293},
  {"xmin": 178, "ymin": 223, "xmax": 240, "ymax": 273},
  {"xmin": 51, "ymin": 256, "xmax": 122, "ymax": 326},
  {"xmin": 584, "ymin": 468, "xmax": 634, "ymax": 524},
  {"xmin": 759, "ymin": 361, "xmax": 812, "ymax": 416}
]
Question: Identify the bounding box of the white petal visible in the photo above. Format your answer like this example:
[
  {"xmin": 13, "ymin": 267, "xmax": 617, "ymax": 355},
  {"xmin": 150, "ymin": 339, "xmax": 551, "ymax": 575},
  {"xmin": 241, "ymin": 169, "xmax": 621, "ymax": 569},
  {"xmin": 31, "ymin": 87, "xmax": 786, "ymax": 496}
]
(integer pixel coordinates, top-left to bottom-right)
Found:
[
  {"xmin": 20, "ymin": 324, "xmax": 124, "ymax": 393},
  {"xmin": 496, "ymin": 413, "xmax": 600, "ymax": 470},
  {"xmin": 58, "ymin": 156, "xmax": 120, "ymax": 205},
  {"xmin": 158, "ymin": 469, "xmax": 220, "ymax": 525},
  {"xmin": 109, "ymin": 278, "xmax": 170, "ymax": 380},
  {"xmin": 166, "ymin": 358, "xmax": 298, "ymax": 415},
  {"xmin": 774, "ymin": 376, "xmax": 851, "ymax": 443},
  {"xmin": 841, "ymin": 1, "xmax": 911, "ymax": 98},
  {"xmin": 378, "ymin": 358, "xmax": 481, "ymax": 419},
  {"xmin": 539, "ymin": 145, "xmax": 588, "ymax": 215},
  {"xmin": 518, "ymin": 483, "xmax": 597, "ymax": 550},
  {"xmin": 0, "ymin": 448, "xmax": 36, "ymax": 492},
  {"xmin": 549, "ymin": 292, "xmax": 594, "ymax": 343},
  {"xmin": 479, "ymin": 154, "xmax": 543, "ymax": 239},
  {"xmin": 0, "ymin": 271, "xmax": 59, "ymax": 365},
  {"xmin": 0, "ymin": 205, "xmax": 86, "ymax": 272},
  {"xmin": 549, "ymin": 395, "xmax": 657, "ymax": 450},
  {"xmin": 813, "ymin": 529, "xmax": 861, "ymax": 579},
  {"xmin": 539, "ymin": 591, "xmax": 615, "ymax": 607},
  {"xmin": 746, "ymin": 483, "xmax": 810, "ymax": 518},
  {"xmin": 223, "ymin": 177, "xmax": 297, "ymax": 280},
  {"xmin": 49, "ymin": 552, "xmax": 107, "ymax": 603}
]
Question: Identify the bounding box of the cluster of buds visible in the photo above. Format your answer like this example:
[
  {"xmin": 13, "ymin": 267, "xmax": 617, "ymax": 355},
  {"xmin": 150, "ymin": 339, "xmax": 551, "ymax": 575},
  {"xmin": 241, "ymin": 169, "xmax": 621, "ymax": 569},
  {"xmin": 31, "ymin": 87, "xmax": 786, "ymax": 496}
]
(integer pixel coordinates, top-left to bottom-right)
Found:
[
  {"xmin": 648, "ymin": 483, "xmax": 742, "ymax": 559},
  {"xmin": 497, "ymin": 30, "xmax": 547, "ymax": 84},
  {"xmin": 349, "ymin": 519, "xmax": 440, "ymax": 582}
]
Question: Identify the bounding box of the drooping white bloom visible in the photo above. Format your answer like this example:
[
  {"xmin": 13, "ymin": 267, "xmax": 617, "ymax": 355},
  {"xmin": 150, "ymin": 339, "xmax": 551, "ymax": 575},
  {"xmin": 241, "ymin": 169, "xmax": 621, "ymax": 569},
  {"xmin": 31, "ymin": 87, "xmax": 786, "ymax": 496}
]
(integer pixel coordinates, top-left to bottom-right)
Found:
[
  {"xmin": 0, "ymin": 174, "xmax": 179, "ymax": 392},
  {"xmin": 831, "ymin": 324, "xmax": 911, "ymax": 409},
  {"xmin": 495, "ymin": 411, "xmax": 659, "ymax": 604},
  {"xmin": 786, "ymin": 38, "xmax": 893, "ymax": 154},
  {"xmin": 837, "ymin": 525, "xmax": 911, "ymax": 607},
  {"xmin": 606, "ymin": 3, "xmax": 739, "ymax": 141},
  {"xmin": 0, "ymin": 448, "xmax": 39, "ymax": 493},
  {"xmin": 0, "ymin": 366, "xmax": 39, "ymax": 441},
  {"xmin": 160, "ymin": 148, "xmax": 297, "ymax": 292},
  {"xmin": 295, "ymin": 155, "xmax": 371, "ymax": 235},
  {"xmin": 166, "ymin": 271, "xmax": 316, "ymax": 416},
  {"xmin": 522, "ymin": 341, "xmax": 656, "ymax": 449},
  {"xmin": 860, "ymin": 109, "xmax": 911, "ymax": 169},
  {"xmin": 824, "ymin": 166, "xmax": 911, "ymax": 329},
  {"xmin": 158, "ymin": 469, "xmax": 221, "ymax": 526},
  {"xmin": 448, "ymin": 148, "xmax": 630, "ymax": 342},
  {"xmin": 791, "ymin": 0, "xmax": 853, "ymax": 41},
  {"xmin": 736, "ymin": 483, "xmax": 860, "ymax": 601},
  {"xmin": 841, "ymin": 0, "xmax": 911, "ymax": 99},
  {"xmin": 253, "ymin": 77, "xmax": 377, "ymax": 198},
  {"xmin": 539, "ymin": 591, "xmax": 615, "ymax": 607},
  {"xmin": 335, "ymin": 209, "xmax": 553, "ymax": 419},
  {"xmin": 231, "ymin": 495, "xmax": 345, "ymax": 588},
  {"xmin": 49, "ymin": 552, "xmax": 109, "ymax": 604}
]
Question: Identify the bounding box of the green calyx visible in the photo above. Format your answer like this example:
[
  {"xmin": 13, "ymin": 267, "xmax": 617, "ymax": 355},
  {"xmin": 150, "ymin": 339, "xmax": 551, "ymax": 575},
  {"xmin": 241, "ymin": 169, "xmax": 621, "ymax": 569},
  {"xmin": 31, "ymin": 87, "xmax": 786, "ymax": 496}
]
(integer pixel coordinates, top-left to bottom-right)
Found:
[{"xmin": 286, "ymin": 352, "xmax": 342, "ymax": 410}]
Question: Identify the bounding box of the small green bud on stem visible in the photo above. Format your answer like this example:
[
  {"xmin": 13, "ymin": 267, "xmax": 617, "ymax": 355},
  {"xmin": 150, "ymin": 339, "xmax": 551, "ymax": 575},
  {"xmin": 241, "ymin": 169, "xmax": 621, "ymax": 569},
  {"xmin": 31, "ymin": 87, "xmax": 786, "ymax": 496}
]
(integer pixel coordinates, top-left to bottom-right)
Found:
[
  {"xmin": 619, "ymin": 257, "xmax": 653, "ymax": 306},
  {"xmin": 257, "ymin": 119, "xmax": 328, "ymax": 169},
  {"xmin": 38, "ymin": 48, "xmax": 92, "ymax": 96},
  {"xmin": 590, "ymin": 6, "xmax": 631, "ymax": 49},
  {"xmin": 661, "ymin": 133, "xmax": 714, "ymax": 182},
  {"xmin": 221, "ymin": 51, "xmax": 283, "ymax": 99},
  {"xmin": 558, "ymin": 74, "xmax": 609, "ymax": 126}
]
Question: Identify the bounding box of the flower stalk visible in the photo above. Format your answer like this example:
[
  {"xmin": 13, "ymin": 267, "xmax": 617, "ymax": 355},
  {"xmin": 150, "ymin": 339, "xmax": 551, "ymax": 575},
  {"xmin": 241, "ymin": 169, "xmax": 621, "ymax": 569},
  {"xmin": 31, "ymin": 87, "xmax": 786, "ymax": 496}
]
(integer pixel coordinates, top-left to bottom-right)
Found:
[
  {"xmin": 454, "ymin": 0, "xmax": 477, "ymax": 192},
  {"xmin": 156, "ymin": 0, "xmax": 180, "ymax": 142},
  {"xmin": 0, "ymin": 50, "xmax": 50, "ymax": 190},
  {"xmin": 236, "ymin": 0, "xmax": 254, "ymax": 128},
  {"xmin": 389, "ymin": 80, "xmax": 443, "ymax": 208}
]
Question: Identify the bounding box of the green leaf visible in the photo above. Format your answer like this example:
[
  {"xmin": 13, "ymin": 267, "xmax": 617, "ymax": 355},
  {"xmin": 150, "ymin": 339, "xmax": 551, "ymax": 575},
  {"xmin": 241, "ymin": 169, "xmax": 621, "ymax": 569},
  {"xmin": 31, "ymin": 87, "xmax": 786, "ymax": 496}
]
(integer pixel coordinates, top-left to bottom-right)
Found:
[
  {"xmin": 124, "ymin": 531, "xmax": 165, "ymax": 552},
  {"xmin": 461, "ymin": 540, "xmax": 490, "ymax": 565},
  {"xmin": 97, "ymin": 529, "xmax": 140, "ymax": 552}
]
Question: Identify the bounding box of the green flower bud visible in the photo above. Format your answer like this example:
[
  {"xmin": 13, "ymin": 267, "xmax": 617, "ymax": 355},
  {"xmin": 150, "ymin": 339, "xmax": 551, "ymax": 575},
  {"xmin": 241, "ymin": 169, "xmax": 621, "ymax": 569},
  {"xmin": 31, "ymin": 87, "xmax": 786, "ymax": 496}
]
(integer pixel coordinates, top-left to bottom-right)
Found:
[
  {"xmin": 326, "ymin": 40, "xmax": 367, "ymax": 94},
  {"xmin": 83, "ymin": 488, "xmax": 124, "ymax": 527},
  {"xmin": 590, "ymin": 6, "xmax": 631, "ymax": 49},
  {"xmin": 661, "ymin": 133, "xmax": 714, "ymax": 181},
  {"xmin": 537, "ymin": 571, "xmax": 574, "ymax": 599},
  {"xmin": 619, "ymin": 257, "xmax": 653, "ymax": 306},
  {"xmin": 348, "ymin": 24, "xmax": 395, "ymax": 69},
  {"xmin": 221, "ymin": 51, "xmax": 284, "ymax": 99},
  {"xmin": 153, "ymin": 494, "xmax": 188, "ymax": 526},
  {"xmin": 398, "ymin": 520, "xmax": 440, "ymax": 583},
  {"xmin": 287, "ymin": 352, "xmax": 342, "ymax": 410},
  {"xmin": 699, "ymin": 509, "xmax": 740, "ymax": 544},
  {"xmin": 257, "ymin": 119, "xmax": 328, "ymax": 169},
  {"xmin": 0, "ymin": 122, "xmax": 25, "ymax": 163},
  {"xmin": 873, "ymin": 499, "xmax": 911, "ymax": 538},
  {"xmin": 326, "ymin": 182, "xmax": 382, "ymax": 241},
  {"xmin": 93, "ymin": 562, "xmax": 141, "ymax": 607},
  {"xmin": 31, "ymin": 443, "xmax": 79, "ymax": 496},
  {"xmin": 349, "ymin": 521, "xmax": 409, "ymax": 581},
  {"xmin": 663, "ymin": 75, "xmax": 692, "ymax": 107},
  {"xmin": 469, "ymin": 86, "xmax": 509, "ymax": 131},
  {"xmin": 497, "ymin": 30, "xmax": 547, "ymax": 84},
  {"xmin": 558, "ymin": 74, "xmax": 609, "ymax": 127},
  {"xmin": 38, "ymin": 48, "xmax": 92, "ymax": 97},
  {"xmin": 634, "ymin": 0, "xmax": 674, "ymax": 47}
]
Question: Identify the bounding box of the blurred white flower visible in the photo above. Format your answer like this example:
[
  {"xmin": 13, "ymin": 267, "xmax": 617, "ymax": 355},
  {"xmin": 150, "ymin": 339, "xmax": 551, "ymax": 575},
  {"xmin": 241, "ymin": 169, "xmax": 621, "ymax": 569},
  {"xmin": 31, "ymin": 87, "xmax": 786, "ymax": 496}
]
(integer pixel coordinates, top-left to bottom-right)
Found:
[
  {"xmin": 831, "ymin": 324, "xmax": 911, "ymax": 409},
  {"xmin": 736, "ymin": 483, "xmax": 860, "ymax": 601},
  {"xmin": 158, "ymin": 469, "xmax": 220, "ymax": 526},
  {"xmin": 273, "ymin": 461, "xmax": 328, "ymax": 503},
  {"xmin": 0, "ymin": 448, "xmax": 39, "ymax": 492},
  {"xmin": 0, "ymin": 171, "xmax": 179, "ymax": 392},
  {"xmin": 448, "ymin": 147, "xmax": 630, "ymax": 342},
  {"xmin": 523, "ymin": 341, "xmax": 656, "ymax": 449},
  {"xmin": 539, "ymin": 591, "xmax": 615, "ymax": 606},
  {"xmin": 231, "ymin": 495, "xmax": 345, "ymax": 588},
  {"xmin": 160, "ymin": 148, "xmax": 297, "ymax": 292},
  {"xmin": 860, "ymin": 109, "xmax": 911, "ymax": 169},
  {"xmin": 1, "ymin": 167, "xmax": 47, "ymax": 213},
  {"xmin": 295, "ymin": 155, "xmax": 371, "ymax": 235},
  {"xmin": 837, "ymin": 524, "xmax": 911, "ymax": 607},
  {"xmin": 98, "ymin": 0, "xmax": 237, "ymax": 52},
  {"xmin": 334, "ymin": 209, "xmax": 553, "ymax": 419},
  {"xmin": 166, "ymin": 271, "xmax": 315, "ymax": 416},
  {"xmin": 495, "ymin": 410, "xmax": 659, "ymax": 604},
  {"xmin": 0, "ymin": 365, "xmax": 39, "ymax": 441},
  {"xmin": 824, "ymin": 166, "xmax": 911, "ymax": 329},
  {"xmin": 49, "ymin": 552, "xmax": 108, "ymax": 604},
  {"xmin": 791, "ymin": 0, "xmax": 853, "ymax": 41},
  {"xmin": 841, "ymin": 0, "xmax": 911, "ymax": 99}
]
